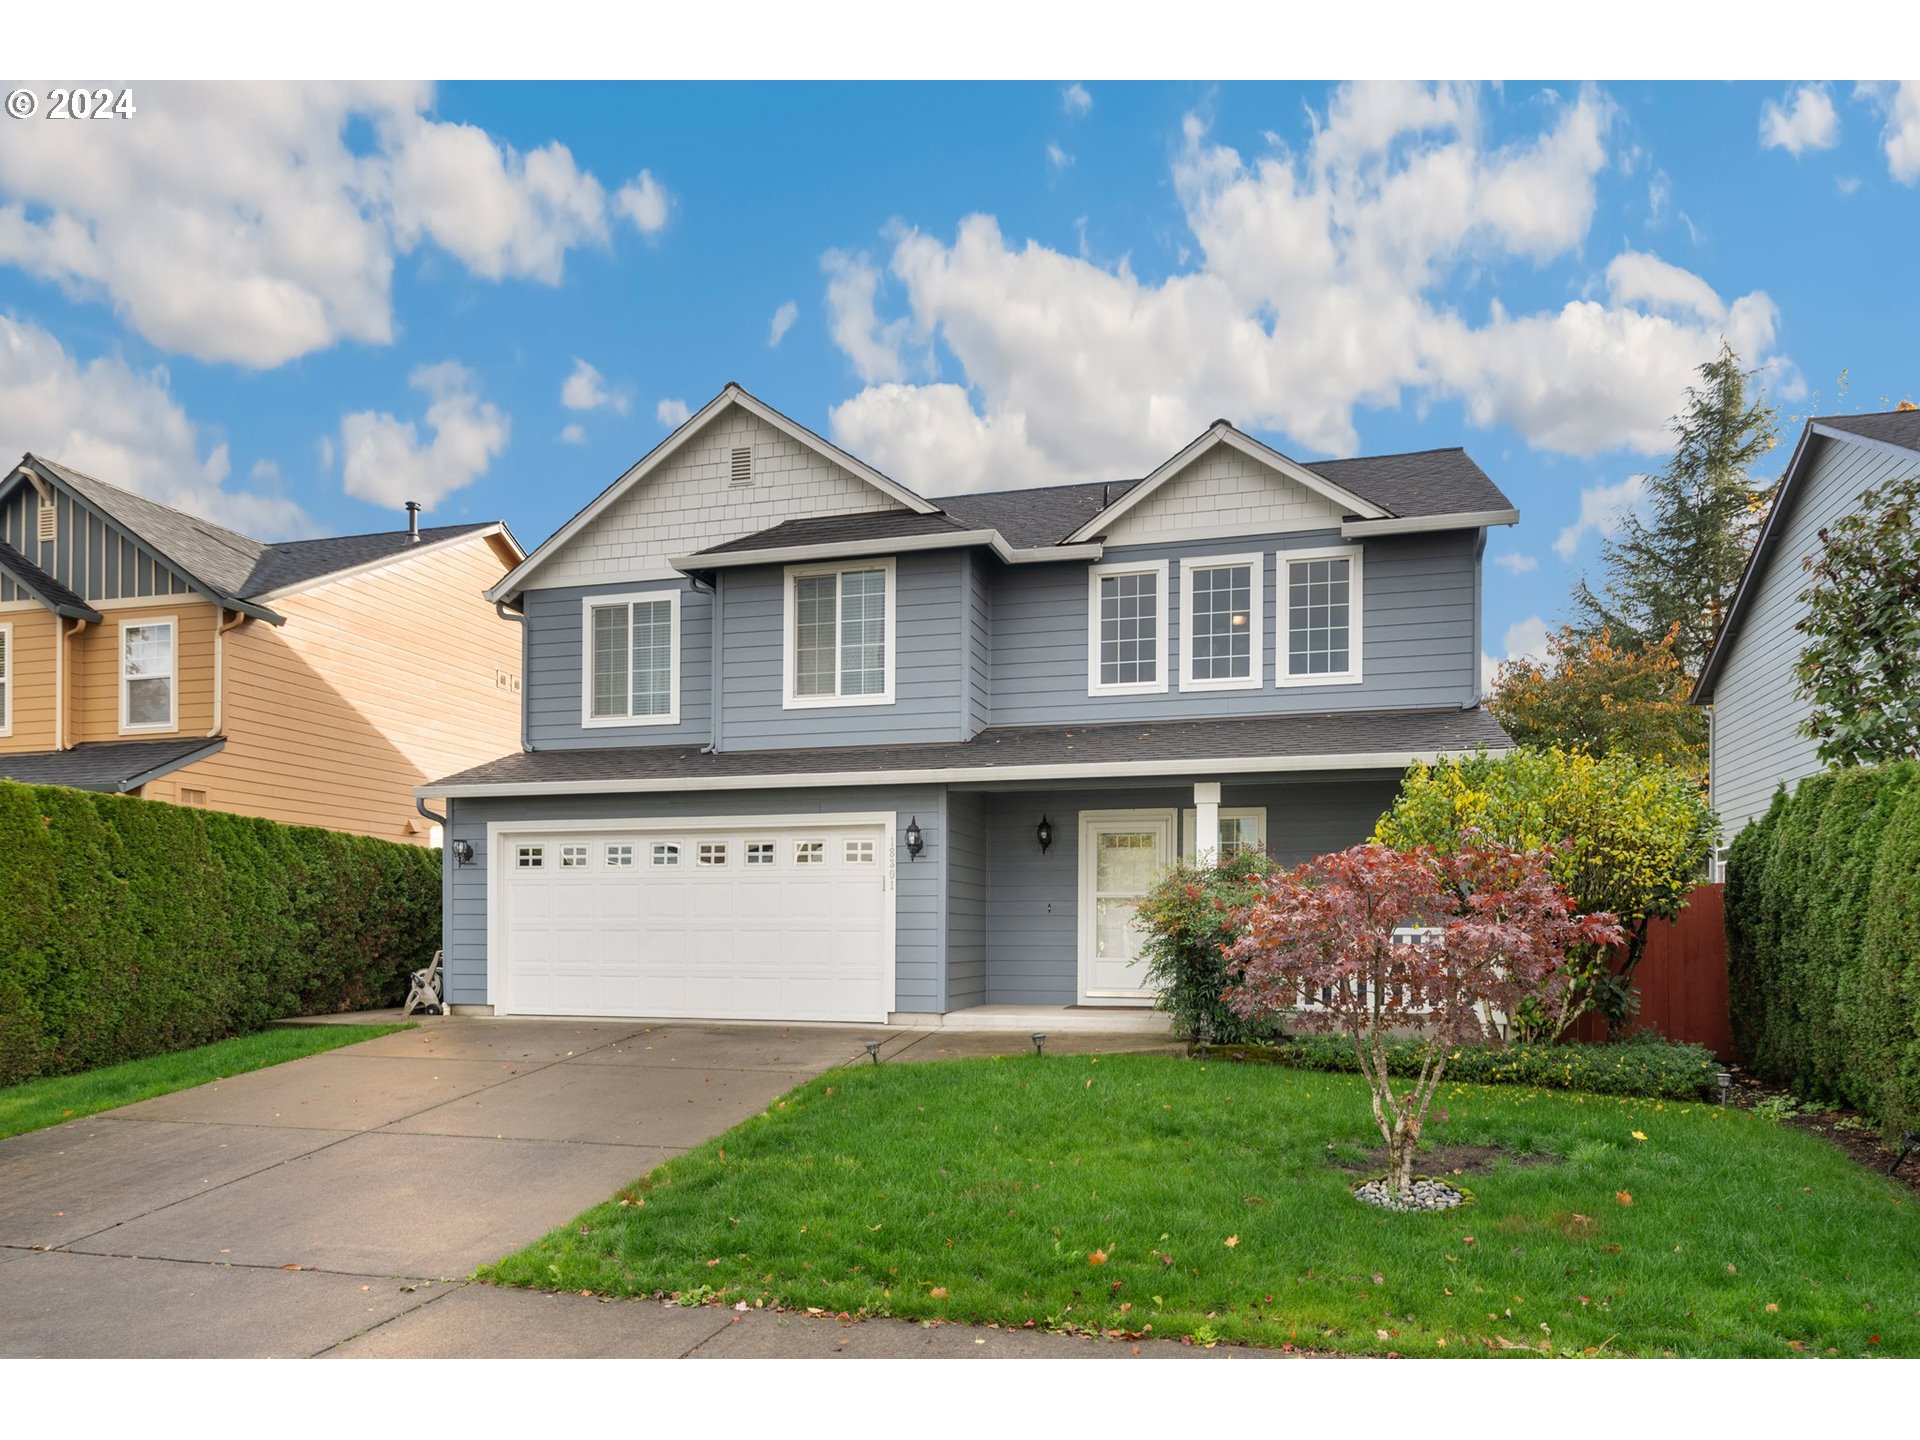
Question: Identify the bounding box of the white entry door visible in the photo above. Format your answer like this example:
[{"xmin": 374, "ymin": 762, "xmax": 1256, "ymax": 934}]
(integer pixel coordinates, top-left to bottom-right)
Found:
[
  {"xmin": 494, "ymin": 819, "xmax": 894, "ymax": 1022},
  {"xmin": 1078, "ymin": 809, "xmax": 1175, "ymax": 1004}
]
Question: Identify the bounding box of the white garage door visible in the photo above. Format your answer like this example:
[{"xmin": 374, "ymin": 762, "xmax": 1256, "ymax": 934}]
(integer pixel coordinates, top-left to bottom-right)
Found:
[{"xmin": 497, "ymin": 819, "xmax": 894, "ymax": 1022}]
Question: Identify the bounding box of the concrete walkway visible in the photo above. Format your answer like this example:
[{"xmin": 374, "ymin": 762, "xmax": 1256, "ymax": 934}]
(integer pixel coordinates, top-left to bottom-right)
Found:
[{"xmin": 0, "ymin": 1016, "xmax": 1250, "ymax": 1359}]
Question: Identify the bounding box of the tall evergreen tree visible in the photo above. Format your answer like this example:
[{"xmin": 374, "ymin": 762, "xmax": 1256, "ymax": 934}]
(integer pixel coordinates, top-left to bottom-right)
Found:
[{"xmin": 1572, "ymin": 342, "xmax": 1780, "ymax": 675}]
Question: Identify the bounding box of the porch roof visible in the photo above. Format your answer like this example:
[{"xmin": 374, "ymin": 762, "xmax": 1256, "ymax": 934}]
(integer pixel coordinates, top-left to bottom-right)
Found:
[{"xmin": 421, "ymin": 704, "xmax": 1510, "ymax": 798}]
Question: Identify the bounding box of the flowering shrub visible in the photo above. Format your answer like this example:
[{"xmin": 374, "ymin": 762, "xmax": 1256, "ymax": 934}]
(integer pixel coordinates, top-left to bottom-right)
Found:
[
  {"xmin": 1225, "ymin": 842, "xmax": 1623, "ymax": 1199},
  {"xmin": 1136, "ymin": 851, "xmax": 1285, "ymax": 1044}
]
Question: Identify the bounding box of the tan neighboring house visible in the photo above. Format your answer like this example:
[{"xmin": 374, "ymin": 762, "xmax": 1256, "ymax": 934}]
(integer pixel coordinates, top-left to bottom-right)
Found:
[{"xmin": 0, "ymin": 454, "xmax": 524, "ymax": 845}]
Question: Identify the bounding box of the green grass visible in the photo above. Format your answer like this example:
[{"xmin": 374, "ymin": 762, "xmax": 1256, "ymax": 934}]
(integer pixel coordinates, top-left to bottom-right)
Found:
[
  {"xmin": 0, "ymin": 1024, "xmax": 411, "ymax": 1140},
  {"xmin": 481, "ymin": 1053, "xmax": 1920, "ymax": 1357}
]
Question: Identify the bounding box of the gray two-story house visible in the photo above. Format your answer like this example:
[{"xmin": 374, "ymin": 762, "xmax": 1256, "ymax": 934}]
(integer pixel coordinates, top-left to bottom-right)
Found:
[{"xmin": 420, "ymin": 384, "xmax": 1515, "ymax": 1026}]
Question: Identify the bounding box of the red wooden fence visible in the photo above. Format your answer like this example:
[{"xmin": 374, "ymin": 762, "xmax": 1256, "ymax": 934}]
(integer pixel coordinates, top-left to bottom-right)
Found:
[{"xmin": 1565, "ymin": 883, "xmax": 1731, "ymax": 1058}]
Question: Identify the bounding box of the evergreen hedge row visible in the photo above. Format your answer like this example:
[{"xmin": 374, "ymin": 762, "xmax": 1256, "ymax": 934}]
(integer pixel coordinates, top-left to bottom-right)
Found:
[
  {"xmin": 1220, "ymin": 1033, "xmax": 1719, "ymax": 1101},
  {"xmin": 0, "ymin": 779, "xmax": 441, "ymax": 1087},
  {"xmin": 1725, "ymin": 761, "xmax": 1920, "ymax": 1135}
]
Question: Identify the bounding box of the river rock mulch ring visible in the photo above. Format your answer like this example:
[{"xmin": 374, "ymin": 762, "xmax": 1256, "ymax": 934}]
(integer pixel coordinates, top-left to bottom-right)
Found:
[{"xmin": 1353, "ymin": 1175, "xmax": 1468, "ymax": 1211}]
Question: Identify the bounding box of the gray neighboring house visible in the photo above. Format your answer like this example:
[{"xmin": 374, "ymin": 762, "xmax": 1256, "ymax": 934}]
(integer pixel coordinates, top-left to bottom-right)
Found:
[
  {"xmin": 420, "ymin": 383, "xmax": 1517, "ymax": 1025},
  {"xmin": 1692, "ymin": 407, "xmax": 1920, "ymax": 862}
]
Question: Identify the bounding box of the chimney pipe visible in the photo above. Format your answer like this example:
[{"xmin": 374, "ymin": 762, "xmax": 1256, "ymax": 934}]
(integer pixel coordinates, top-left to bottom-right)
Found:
[{"xmin": 405, "ymin": 500, "xmax": 421, "ymax": 541}]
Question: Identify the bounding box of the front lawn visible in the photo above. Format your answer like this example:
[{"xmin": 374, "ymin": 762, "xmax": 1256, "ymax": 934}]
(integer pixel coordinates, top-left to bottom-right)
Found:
[
  {"xmin": 483, "ymin": 1053, "xmax": 1920, "ymax": 1357},
  {"xmin": 0, "ymin": 1024, "xmax": 411, "ymax": 1140}
]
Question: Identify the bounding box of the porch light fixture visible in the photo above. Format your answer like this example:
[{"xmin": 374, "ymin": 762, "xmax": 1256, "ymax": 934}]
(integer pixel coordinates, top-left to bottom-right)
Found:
[
  {"xmin": 1715, "ymin": 1069, "xmax": 1733, "ymax": 1106},
  {"xmin": 904, "ymin": 816, "xmax": 924, "ymax": 860},
  {"xmin": 1031, "ymin": 1032, "xmax": 1046, "ymax": 1056},
  {"xmin": 451, "ymin": 840, "xmax": 475, "ymax": 866},
  {"xmin": 865, "ymin": 1040, "xmax": 882, "ymax": 1065},
  {"xmin": 1036, "ymin": 815, "xmax": 1053, "ymax": 854}
]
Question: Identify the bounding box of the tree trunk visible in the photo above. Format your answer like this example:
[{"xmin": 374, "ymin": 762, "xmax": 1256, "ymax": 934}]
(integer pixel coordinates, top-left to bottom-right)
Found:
[{"xmin": 1388, "ymin": 1115, "xmax": 1419, "ymax": 1197}]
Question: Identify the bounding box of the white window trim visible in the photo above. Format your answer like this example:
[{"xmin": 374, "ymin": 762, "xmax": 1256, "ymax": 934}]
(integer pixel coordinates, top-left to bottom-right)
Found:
[
  {"xmin": 0, "ymin": 620, "xmax": 11, "ymax": 738},
  {"xmin": 580, "ymin": 589, "xmax": 681, "ymax": 729},
  {"xmin": 1276, "ymin": 544, "xmax": 1364, "ymax": 688},
  {"xmin": 1181, "ymin": 806, "xmax": 1268, "ymax": 862},
  {"xmin": 781, "ymin": 557, "xmax": 897, "ymax": 710},
  {"xmin": 1087, "ymin": 558, "xmax": 1171, "ymax": 697},
  {"xmin": 1178, "ymin": 552, "xmax": 1264, "ymax": 693},
  {"xmin": 118, "ymin": 614, "xmax": 178, "ymax": 734}
]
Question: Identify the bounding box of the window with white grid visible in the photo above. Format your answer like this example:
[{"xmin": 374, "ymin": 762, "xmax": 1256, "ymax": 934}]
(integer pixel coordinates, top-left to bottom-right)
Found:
[
  {"xmin": 516, "ymin": 845, "xmax": 544, "ymax": 869},
  {"xmin": 698, "ymin": 841, "xmax": 729, "ymax": 867},
  {"xmin": 651, "ymin": 842, "xmax": 681, "ymax": 867},
  {"xmin": 746, "ymin": 842, "xmax": 776, "ymax": 866},
  {"xmin": 584, "ymin": 590, "xmax": 679, "ymax": 725},
  {"xmin": 844, "ymin": 838, "xmax": 875, "ymax": 864},
  {"xmin": 1087, "ymin": 561, "xmax": 1168, "ymax": 695},
  {"xmin": 1279, "ymin": 547, "xmax": 1363, "ymax": 685},
  {"xmin": 605, "ymin": 844, "xmax": 634, "ymax": 868},
  {"xmin": 1180, "ymin": 554, "xmax": 1262, "ymax": 691},
  {"xmin": 120, "ymin": 618, "xmax": 177, "ymax": 731},
  {"xmin": 794, "ymin": 840, "xmax": 826, "ymax": 865},
  {"xmin": 785, "ymin": 561, "xmax": 894, "ymax": 706},
  {"xmin": 559, "ymin": 844, "xmax": 589, "ymax": 869}
]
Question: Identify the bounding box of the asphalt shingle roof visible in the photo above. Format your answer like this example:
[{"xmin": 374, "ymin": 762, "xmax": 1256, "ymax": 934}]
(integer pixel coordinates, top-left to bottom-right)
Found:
[
  {"xmin": 0, "ymin": 537, "xmax": 97, "ymax": 617},
  {"xmin": 429, "ymin": 705, "xmax": 1509, "ymax": 791},
  {"xmin": 935, "ymin": 481, "xmax": 1143, "ymax": 549},
  {"xmin": 691, "ymin": 510, "xmax": 973, "ymax": 556},
  {"xmin": 236, "ymin": 524, "xmax": 499, "ymax": 596},
  {"xmin": 0, "ymin": 737, "xmax": 226, "ymax": 794},
  {"xmin": 1814, "ymin": 408, "xmax": 1920, "ymax": 453}
]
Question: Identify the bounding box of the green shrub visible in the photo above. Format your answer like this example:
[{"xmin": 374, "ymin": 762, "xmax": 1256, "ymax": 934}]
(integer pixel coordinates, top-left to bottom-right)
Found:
[
  {"xmin": 1137, "ymin": 852, "xmax": 1286, "ymax": 1044},
  {"xmin": 1725, "ymin": 761, "xmax": 1920, "ymax": 1136},
  {"xmin": 1227, "ymin": 1032, "xmax": 1718, "ymax": 1100},
  {"xmin": 0, "ymin": 779, "xmax": 440, "ymax": 1086}
]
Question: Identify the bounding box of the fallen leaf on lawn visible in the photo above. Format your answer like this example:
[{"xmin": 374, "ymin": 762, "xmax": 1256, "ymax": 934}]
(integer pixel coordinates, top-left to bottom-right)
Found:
[
  {"xmin": 1631, "ymin": 1131, "xmax": 1647, "ymax": 1141},
  {"xmin": 1463, "ymin": 1236, "xmax": 1476, "ymax": 1245},
  {"xmin": 1089, "ymin": 1249, "xmax": 1109, "ymax": 1266},
  {"xmin": 1615, "ymin": 1190, "xmax": 1633, "ymax": 1206},
  {"xmin": 1372, "ymin": 1273, "xmax": 1385, "ymax": 1285},
  {"xmin": 930, "ymin": 1286, "xmax": 950, "ymax": 1299},
  {"xmin": 1765, "ymin": 1303, "xmax": 1779, "ymax": 1313},
  {"xmin": 1726, "ymin": 1263, "xmax": 1737, "ymax": 1274},
  {"xmin": 706, "ymin": 1258, "xmax": 722, "ymax": 1268},
  {"xmin": 1376, "ymin": 1329, "xmax": 1391, "ymax": 1340},
  {"xmin": 1224, "ymin": 1235, "xmax": 1239, "ymax": 1249}
]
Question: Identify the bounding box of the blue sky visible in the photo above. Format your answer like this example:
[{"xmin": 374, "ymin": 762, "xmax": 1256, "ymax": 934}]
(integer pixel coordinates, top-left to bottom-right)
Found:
[{"xmin": 0, "ymin": 79, "xmax": 1914, "ymax": 675}]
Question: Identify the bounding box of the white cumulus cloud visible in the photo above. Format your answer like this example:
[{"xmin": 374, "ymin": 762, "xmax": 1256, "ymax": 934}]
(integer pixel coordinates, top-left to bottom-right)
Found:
[
  {"xmin": 0, "ymin": 83, "xmax": 667, "ymax": 368},
  {"xmin": 339, "ymin": 361, "xmax": 509, "ymax": 510},
  {"xmin": 1862, "ymin": 81, "xmax": 1920, "ymax": 183},
  {"xmin": 614, "ymin": 170, "xmax": 670, "ymax": 234},
  {"xmin": 558, "ymin": 423, "xmax": 586, "ymax": 445},
  {"xmin": 1759, "ymin": 85, "xmax": 1841, "ymax": 154},
  {"xmin": 1063, "ymin": 83, "xmax": 1092, "ymax": 118},
  {"xmin": 0, "ymin": 314, "xmax": 311, "ymax": 538},
  {"xmin": 1554, "ymin": 474, "xmax": 1647, "ymax": 560},
  {"xmin": 1047, "ymin": 143, "xmax": 1074, "ymax": 171},
  {"xmin": 1492, "ymin": 551, "xmax": 1539, "ymax": 575},
  {"xmin": 561, "ymin": 357, "xmax": 627, "ymax": 413},
  {"xmin": 768, "ymin": 299, "xmax": 799, "ymax": 348},
  {"xmin": 818, "ymin": 83, "xmax": 1785, "ymax": 494},
  {"xmin": 656, "ymin": 398, "xmax": 690, "ymax": 428}
]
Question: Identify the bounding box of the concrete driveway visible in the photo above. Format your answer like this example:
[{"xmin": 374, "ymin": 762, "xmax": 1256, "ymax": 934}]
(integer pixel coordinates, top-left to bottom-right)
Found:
[{"xmin": 0, "ymin": 1017, "xmax": 1229, "ymax": 1359}]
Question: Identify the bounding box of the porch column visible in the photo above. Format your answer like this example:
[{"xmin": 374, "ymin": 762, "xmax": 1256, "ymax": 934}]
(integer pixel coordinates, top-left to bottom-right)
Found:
[{"xmin": 1193, "ymin": 781, "xmax": 1221, "ymax": 867}]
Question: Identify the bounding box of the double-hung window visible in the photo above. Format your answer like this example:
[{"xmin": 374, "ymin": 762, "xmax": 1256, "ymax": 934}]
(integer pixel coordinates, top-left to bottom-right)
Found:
[
  {"xmin": 120, "ymin": 617, "xmax": 177, "ymax": 732},
  {"xmin": 582, "ymin": 590, "xmax": 680, "ymax": 727},
  {"xmin": 1278, "ymin": 545, "xmax": 1363, "ymax": 685},
  {"xmin": 1087, "ymin": 560, "xmax": 1169, "ymax": 696},
  {"xmin": 1179, "ymin": 553, "xmax": 1263, "ymax": 691},
  {"xmin": 783, "ymin": 559, "xmax": 895, "ymax": 707}
]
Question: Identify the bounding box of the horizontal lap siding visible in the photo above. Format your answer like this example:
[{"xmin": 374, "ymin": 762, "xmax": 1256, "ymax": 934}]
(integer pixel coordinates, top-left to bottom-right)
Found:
[
  {"xmin": 523, "ymin": 580, "xmax": 713, "ymax": 748},
  {"xmin": 720, "ymin": 551, "xmax": 968, "ymax": 750},
  {"xmin": 0, "ymin": 608, "xmax": 59, "ymax": 751},
  {"xmin": 980, "ymin": 775, "xmax": 1402, "ymax": 1006},
  {"xmin": 945, "ymin": 789, "xmax": 987, "ymax": 1010},
  {"xmin": 1710, "ymin": 436, "xmax": 1920, "ymax": 841},
  {"xmin": 72, "ymin": 600, "xmax": 219, "ymax": 740},
  {"xmin": 444, "ymin": 785, "xmax": 947, "ymax": 1011},
  {"xmin": 966, "ymin": 551, "xmax": 991, "ymax": 736},
  {"xmin": 989, "ymin": 530, "xmax": 1478, "ymax": 727}
]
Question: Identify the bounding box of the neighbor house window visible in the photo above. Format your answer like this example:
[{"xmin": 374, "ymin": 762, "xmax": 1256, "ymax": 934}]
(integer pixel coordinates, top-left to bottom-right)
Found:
[
  {"xmin": 0, "ymin": 623, "xmax": 10, "ymax": 737},
  {"xmin": 783, "ymin": 560, "xmax": 895, "ymax": 707},
  {"xmin": 120, "ymin": 617, "xmax": 177, "ymax": 731},
  {"xmin": 1278, "ymin": 546, "xmax": 1363, "ymax": 686},
  {"xmin": 583, "ymin": 590, "xmax": 680, "ymax": 727},
  {"xmin": 1181, "ymin": 807, "xmax": 1268, "ymax": 864},
  {"xmin": 1179, "ymin": 554, "xmax": 1262, "ymax": 692},
  {"xmin": 1087, "ymin": 560, "xmax": 1169, "ymax": 696}
]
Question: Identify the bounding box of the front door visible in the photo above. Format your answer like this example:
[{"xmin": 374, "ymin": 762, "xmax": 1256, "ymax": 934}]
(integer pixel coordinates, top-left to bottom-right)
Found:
[{"xmin": 1078, "ymin": 810, "xmax": 1175, "ymax": 1003}]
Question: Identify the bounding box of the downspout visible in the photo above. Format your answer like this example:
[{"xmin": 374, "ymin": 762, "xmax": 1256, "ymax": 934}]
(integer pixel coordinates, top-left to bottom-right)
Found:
[
  {"xmin": 55, "ymin": 617, "xmax": 89, "ymax": 750},
  {"xmin": 495, "ymin": 599, "xmax": 531, "ymax": 751},
  {"xmin": 209, "ymin": 608, "xmax": 246, "ymax": 736},
  {"xmin": 415, "ymin": 796, "xmax": 448, "ymax": 828},
  {"xmin": 686, "ymin": 571, "xmax": 721, "ymax": 754}
]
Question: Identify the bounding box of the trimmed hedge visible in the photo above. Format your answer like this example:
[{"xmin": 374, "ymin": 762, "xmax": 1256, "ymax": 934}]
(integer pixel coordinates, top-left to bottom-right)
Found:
[
  {"xmin": 0, "ymin": 779, "xmax": 440, "ymax": 1086},
  {"xmin": 1725, "ymin": 761, "xmax": 1920, "ymax": 1134},
  {"xmin": 1220, "ymin": 1033, "xmax": 1719, "ymax": 1101}
]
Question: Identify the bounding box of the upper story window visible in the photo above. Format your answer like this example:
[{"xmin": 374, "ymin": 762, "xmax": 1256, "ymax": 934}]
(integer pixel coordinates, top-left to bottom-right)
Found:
[
  {"xmin": 1087, "ymin": 560, "xmax": 1169, "ymax": 696},
  {"xmin": 1278, "ymin": 545, "xmax": 1363, "ymax": 686},
  {"xmin": 0, "ymin": 623, "xmax": 11, "ymax": 737},
  {"xmin": 1180, "ymin": 553, "xmax": 1263, "ymax": 692},
  {"xmin": 782, "ymin": 559, "xmax": 895, "ymax": 708},
  {"xmin": 120, "ymin": 617, "xmax": 177, "ymax": 732},
  {"xmin": 583, "ymin": 590, "xmax": 680, "ymax": 727}
]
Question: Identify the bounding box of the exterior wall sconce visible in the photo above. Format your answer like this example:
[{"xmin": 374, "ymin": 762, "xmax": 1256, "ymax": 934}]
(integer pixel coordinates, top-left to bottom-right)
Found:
[
  {"xmin": 904, "ymin": 816, "xmax": 924, "ymax": 860},
  {"xmin": 452, "ymin": 839, "xmax": 475, "ymax": 866},
  {"xmin": 1036, "ymin": 814, "xmax": 1053, "ymax": 854}
]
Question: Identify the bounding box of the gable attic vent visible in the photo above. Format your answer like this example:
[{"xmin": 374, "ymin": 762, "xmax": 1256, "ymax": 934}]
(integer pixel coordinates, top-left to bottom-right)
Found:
[
  {"xmin": 37, "ymin": 495, "xmax": 56, "ymax": 544},
  {"xmin": 729, "ymin": 446, "xmax": 754, "ymax": 488}
]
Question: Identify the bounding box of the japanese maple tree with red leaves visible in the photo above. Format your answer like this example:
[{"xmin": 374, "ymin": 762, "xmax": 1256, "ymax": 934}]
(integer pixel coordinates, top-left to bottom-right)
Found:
[{"xmin": 1224, "ymin": 842, "xmax": 1624, "ymax": 1200}]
